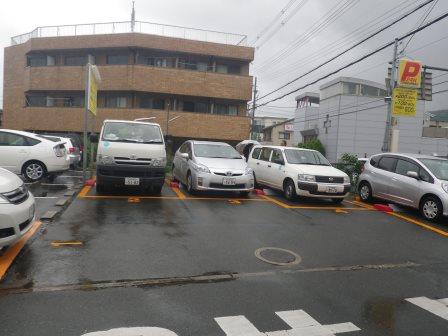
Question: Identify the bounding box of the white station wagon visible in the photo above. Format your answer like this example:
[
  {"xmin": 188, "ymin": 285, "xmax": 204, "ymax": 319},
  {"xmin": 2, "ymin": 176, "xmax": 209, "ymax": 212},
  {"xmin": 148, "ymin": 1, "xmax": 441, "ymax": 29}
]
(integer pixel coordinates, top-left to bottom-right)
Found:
[{"xmin": 248, "ymin": 146, "xmax": 351, "ymax": 202}]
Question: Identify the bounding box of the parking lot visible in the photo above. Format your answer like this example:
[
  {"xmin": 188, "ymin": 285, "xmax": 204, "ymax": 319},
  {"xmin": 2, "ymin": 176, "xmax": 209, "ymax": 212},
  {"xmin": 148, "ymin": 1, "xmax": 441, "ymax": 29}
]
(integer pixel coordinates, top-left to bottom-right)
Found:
[{"xmin": 0, "ymin": 172, "xmax": 447, "ymax": 336}]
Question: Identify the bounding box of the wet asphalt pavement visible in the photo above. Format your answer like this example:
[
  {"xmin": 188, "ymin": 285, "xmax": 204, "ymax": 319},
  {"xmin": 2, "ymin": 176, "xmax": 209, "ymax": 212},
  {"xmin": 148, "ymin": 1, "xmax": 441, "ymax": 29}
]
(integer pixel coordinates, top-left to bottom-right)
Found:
[{"xmin": 0, "ymin": 179, "xmax": 447, "ymax": 335}]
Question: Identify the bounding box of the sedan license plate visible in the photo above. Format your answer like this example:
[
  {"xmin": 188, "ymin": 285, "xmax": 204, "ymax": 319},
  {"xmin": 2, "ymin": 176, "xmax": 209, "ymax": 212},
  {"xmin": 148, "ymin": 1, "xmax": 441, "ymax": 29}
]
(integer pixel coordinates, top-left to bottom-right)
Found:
[
  {"xmin": 327, "ymin": 186, "xmax": 338, "ymax": 193},
  {"xmin": 222, "ymin": 177, "xmax": 236, "ymax": 186},
  {"xmin": 125, "ymin": 177, "xmax": 140, "ymax": 186}
]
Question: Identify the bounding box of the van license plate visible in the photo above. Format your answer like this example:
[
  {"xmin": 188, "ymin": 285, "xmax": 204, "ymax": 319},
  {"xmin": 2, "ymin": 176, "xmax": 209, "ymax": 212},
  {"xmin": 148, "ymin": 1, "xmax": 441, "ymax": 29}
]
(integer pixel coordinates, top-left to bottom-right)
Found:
[
  {"xmin": 327, "ymin": 187, "xmax": 338, "ymax": 193},
  {"xmin": 222, "ymin": 177, "xmax": 236, "ymax": 186},
  {"xmin": 125, "ymin": 177, "xmax": 140, "ymax": 186}
]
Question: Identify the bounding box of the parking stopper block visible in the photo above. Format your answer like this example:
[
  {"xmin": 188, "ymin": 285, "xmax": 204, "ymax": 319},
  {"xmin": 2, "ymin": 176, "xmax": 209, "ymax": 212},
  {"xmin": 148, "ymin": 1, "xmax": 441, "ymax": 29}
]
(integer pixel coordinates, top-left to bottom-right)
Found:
[
  {"xmin": 254, "ymin": 189, "xmax": 265, "ymax": 195},
  {"xmin": 170, "ymin": 182, "xmax": 180, "ymax": 188},
  {"xmin": 373, "ymin": 204, "xmax": 394, "ymax": 213},
  {"xmin": 85, "ymin": 179, "xmax": 96, "ymax": 187}
]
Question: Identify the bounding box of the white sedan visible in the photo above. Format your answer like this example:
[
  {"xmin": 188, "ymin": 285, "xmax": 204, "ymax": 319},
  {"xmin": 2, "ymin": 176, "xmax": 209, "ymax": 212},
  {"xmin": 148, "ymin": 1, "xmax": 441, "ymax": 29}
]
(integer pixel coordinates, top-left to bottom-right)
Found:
[
  {"xmin": 0, "ymin": 168, "xmax": 36, "ymax": 248},
  {"xmin": 0, "ymin": 129, "xmax": 70, "ymax": 181}
]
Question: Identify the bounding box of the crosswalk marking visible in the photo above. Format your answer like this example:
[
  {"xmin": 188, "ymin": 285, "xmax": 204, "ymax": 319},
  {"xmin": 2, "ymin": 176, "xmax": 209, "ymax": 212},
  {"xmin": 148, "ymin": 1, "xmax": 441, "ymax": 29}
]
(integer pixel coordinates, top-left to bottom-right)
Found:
[
  {"xmin": 215, "ymin": 310, "xmax": 360, "ymax": 336},
  {"xmin": 406, "ymin": 296, "xmax": 448, "ymax": 321}
]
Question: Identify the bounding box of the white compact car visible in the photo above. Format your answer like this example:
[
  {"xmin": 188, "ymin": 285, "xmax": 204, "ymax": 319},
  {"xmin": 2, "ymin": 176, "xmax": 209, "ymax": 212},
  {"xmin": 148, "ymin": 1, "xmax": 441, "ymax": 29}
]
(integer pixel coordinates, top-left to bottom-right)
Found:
[
  {"xmin": 248, "ymin": 146, "xmax": 350, "ymax": 202},
  {"xmin": 0, "ymin": 129, "xmax": 70, "ymax": 181},
  {"xmin": 0, "ymin": 168, "xmax": 36, "ymax": 248},
  {"xmin": 172, "ymin": 140, "xmax": 254, "ymax": 195}
]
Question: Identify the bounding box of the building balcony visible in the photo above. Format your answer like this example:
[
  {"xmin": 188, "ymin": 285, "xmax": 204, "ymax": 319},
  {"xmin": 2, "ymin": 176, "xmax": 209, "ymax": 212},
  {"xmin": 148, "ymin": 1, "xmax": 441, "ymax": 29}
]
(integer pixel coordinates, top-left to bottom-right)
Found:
[
  {"xmin": 9, "ymin": 107, "xmax": 250, "ymax": 141},
  {"xmin": 24, "ymin": 65, "xmax": 252, "ymax": 101}
]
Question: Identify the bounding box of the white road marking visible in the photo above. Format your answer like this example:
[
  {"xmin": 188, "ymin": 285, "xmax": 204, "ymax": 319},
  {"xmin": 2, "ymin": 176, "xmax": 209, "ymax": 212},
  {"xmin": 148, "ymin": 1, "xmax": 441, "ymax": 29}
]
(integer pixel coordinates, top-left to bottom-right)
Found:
[
  {"xmin": 215, "ymin": 310, "xmax": 360, "ymax": 336},
  {"xmin": 406, "ymin": 296, "xmax": 448, "ymax": 321},
  {"xmin": 34, "ymin": 197, "xmax": 59, "ymax": 199},
  {"xmin": 82, "ymin": 327, "xmax": 179, "ymax": 336}
]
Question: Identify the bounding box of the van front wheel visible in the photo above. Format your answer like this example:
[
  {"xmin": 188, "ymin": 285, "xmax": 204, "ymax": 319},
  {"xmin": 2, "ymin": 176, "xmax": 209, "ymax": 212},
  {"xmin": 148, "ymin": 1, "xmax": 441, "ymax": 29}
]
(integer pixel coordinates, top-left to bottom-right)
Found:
[{"xmin": 283, "ymin": 179, "xmax": 297, "ymax": 200}]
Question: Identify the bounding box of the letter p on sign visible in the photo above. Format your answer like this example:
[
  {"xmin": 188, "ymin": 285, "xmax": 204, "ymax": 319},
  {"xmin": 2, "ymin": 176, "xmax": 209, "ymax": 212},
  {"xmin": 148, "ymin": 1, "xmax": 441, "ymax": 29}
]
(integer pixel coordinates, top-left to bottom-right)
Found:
[{"xmin": 398, "ymin": 59, "xmax": 422, "ymax": 88}]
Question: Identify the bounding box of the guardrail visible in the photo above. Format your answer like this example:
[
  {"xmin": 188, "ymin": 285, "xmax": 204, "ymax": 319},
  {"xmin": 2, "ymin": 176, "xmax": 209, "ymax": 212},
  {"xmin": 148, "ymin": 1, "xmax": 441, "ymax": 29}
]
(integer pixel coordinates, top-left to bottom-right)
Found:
[{"xmin": 11, "ymin": 21, "xmax": 248, "ymax": 46}]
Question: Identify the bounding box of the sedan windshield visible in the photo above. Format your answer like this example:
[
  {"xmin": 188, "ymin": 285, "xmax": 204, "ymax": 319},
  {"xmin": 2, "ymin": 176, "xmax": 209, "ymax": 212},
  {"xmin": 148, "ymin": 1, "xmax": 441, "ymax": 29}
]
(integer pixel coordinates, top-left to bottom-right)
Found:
[
  {"xmin": 194, "ymin": 144, "xmax": 241, "ymax": 159},
  {"xmin": 419, "ymin": 158, "xmax": 448, "ymax": 181},
  {"xmin": 284, "ymin": 149, "xmax": 331, "ymax": 166},
  {"xmin": 102, "ymin": 122, "xmax": 163, "ymax": 144}
]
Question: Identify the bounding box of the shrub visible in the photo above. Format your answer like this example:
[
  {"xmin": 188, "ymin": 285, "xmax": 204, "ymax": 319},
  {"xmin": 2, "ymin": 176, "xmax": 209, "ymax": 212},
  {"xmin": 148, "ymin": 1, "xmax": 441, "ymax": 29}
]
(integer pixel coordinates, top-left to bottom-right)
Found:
[{"xmin": 297, "ymin": 139, "xmax": 326, "ymax": 156}]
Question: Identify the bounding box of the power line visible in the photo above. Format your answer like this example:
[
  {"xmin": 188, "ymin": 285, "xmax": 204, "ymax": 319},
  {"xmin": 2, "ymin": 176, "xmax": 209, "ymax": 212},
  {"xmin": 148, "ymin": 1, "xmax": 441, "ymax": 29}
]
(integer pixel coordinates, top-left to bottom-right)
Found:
[
  {"xmin": 255, "ymin": 0, "xmax": 310, "ymax": 49},
  {"xmin": 254, "ymin": 0, "xmax": 359, "ymax": 71},
  {"xmin": 433, "ymin": 89, "xmax": 448, "ymax": 95},
  {"xmin": 259, "ymin": 0, "xmax": 419, "ymax": 79},
  {"xmin": 433, "ymin": 80, "xmax": 448, "ymax": 86},
  {"xmin": 257, "ymin": 0, "xmax": 436, "ymax": 101},
  {"xmin": 255, "ymin": 10, "xmax": 448, "ymax": 108}
]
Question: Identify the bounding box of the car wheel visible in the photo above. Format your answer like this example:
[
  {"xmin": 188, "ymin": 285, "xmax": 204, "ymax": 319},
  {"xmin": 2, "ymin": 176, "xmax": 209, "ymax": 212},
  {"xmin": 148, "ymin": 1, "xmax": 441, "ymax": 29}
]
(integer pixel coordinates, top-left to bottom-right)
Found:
[
  {"xmin": 186, "ymin": 172, "xmax": 195, "ymax": 195},
  {"xmin": 420, "ymin": 196, "xmax": 443, "ymax": 222},
  {"xmin": 253, "ymin": 173, "xmax": 261, "ymax": 189},
  {"xmin": 22, "ymin": 161, "xmax": 46, "ymax": 182},
  {"xmin": 283, "ymin": 179, "xmax": 297, "ymax": 201},
  {"xmin": 331, "ymin": 198, "xmax": 344, "ymax": 204},
  {"xmin": 358, "ymin": 182, "xmax": 373, "ymax": 202}
]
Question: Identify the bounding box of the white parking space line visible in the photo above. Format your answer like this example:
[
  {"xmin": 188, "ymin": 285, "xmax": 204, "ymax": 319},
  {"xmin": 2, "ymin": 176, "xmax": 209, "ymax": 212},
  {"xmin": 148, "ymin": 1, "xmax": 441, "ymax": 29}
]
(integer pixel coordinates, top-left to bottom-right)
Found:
[
  {"xmin": 34, "ymin": 197, "xmax": 59, "ymax": 199},
  {"xmin": 406, "ymin": 297, "xmax": 448, "ymax": 321},
  {"xmin": 215, "ymin": 310, "xmax": 360, "ymax": 335},
  {"xmin": 82, "ymin": 327, "xmax": 179, "ymax": 336}
]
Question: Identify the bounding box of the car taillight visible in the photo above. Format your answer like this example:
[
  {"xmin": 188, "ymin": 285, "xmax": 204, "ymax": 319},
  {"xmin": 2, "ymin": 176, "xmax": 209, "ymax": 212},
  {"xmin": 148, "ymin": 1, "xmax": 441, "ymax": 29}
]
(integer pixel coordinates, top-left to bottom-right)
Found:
[{"xmin": 69, "ymin": 147, "xmax": 75, "ymax": 153}]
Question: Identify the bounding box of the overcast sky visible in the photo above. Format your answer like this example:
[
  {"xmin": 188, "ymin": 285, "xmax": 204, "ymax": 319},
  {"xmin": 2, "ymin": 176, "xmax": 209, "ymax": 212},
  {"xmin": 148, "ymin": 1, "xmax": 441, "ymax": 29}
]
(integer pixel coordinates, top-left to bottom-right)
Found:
[{"xmin": 1, "ymin": 0, "xmax": 447, "ymax": 117}]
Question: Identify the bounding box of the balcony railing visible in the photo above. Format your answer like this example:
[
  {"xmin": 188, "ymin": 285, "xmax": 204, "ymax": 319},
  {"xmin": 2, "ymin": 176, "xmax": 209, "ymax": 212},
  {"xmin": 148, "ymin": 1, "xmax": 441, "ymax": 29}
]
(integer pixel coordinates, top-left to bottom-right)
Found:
[{"xmin": 11, "ymin": 21, "xmax": 248, "ymax": 46}]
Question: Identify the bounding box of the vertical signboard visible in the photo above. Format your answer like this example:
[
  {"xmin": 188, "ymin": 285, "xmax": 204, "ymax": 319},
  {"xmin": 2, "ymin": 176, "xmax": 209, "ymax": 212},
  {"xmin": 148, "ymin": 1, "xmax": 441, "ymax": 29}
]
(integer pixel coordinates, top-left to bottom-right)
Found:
[
  {"xmin": 87, "ymin": 65, "xmax": 101, "ymax": 116},
  {"xmin": 392, "ymin": 87, "xmax": 417, "ymax": 117},
  {"xmin": 397, "ymin": 59, "xmax": 422, "ymax": 89}
]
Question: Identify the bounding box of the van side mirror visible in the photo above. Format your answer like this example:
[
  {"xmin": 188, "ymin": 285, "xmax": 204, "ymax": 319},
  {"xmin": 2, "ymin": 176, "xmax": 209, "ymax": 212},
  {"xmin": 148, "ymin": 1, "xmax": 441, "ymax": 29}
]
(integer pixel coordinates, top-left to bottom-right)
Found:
[
  {"xmin": 406, "ymin": 171, "xmax": 419, "ymax": 179},
  {"xmin": 181, "ymin": 153, "xmax": 189, "ymax": 160},
  {"xmin": 90, "ymin": 134, "xmax": 99, "ymax": 143}
]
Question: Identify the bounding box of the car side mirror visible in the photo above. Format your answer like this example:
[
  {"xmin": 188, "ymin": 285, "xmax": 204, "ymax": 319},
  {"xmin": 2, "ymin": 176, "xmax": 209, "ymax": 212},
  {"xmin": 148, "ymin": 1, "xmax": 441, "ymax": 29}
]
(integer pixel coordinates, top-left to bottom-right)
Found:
[
  {"xmin": 181, "ymin": 153, "xmax": 189, "ymax": 160},
  {"xmin": 407, "ymin": 171, "xmax": 419, "ymax": 179},
  {"xmin": 89, "ymin": 134, "xmax": 99, "ymax": 143}
]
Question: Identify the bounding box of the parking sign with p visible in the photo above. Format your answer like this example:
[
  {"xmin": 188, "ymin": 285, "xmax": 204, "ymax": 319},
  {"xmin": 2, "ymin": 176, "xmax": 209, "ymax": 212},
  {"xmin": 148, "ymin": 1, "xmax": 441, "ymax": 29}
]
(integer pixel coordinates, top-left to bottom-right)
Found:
[{"xmin": 398, "ymin": 59, "xmax": 422, "ymax": 88}]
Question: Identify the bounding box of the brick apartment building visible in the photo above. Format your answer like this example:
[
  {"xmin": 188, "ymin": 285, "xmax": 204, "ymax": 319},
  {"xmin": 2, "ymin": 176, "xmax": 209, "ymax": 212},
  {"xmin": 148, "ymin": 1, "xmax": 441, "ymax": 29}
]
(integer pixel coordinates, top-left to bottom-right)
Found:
[{"xmin": 3, "ymin": 21, "xmax": 254, "ymax": 145}]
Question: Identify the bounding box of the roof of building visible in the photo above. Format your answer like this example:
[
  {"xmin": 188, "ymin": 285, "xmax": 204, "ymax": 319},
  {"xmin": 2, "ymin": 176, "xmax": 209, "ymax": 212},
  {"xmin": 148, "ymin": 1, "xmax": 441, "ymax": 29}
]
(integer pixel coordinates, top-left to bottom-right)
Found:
[
  {"xmin": 428, "ymin": 109, "xmax": 448, "ymax": 122},
  {"xmin": 295, "ymin": 92, "xmax": 320, "ymax": 102},
  {"xmin": 262, "ymin": 118, "xmax": 294, "ymax": 132},
  {"xmin": 319, "ymin": 76, "xmax": 386, "ymax": 91}
]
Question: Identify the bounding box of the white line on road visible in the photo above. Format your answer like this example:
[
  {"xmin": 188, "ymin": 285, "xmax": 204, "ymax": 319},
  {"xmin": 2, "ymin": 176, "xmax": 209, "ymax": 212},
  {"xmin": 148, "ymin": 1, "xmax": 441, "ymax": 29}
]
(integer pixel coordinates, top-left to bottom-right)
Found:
[
  {"xmin": 215, "ymin": 310, "xmax": 360, "ymax": 335},
  {"xmin": 34, "ymin": 197, "xmax": 59, "ymax": 199},
  {"xmin": 82, "ymin": 327, "xmax": 179, "ymax": 336},
  {"xmin": 406, "ymin": 297, "xmax": 448, "ymax": 321}
]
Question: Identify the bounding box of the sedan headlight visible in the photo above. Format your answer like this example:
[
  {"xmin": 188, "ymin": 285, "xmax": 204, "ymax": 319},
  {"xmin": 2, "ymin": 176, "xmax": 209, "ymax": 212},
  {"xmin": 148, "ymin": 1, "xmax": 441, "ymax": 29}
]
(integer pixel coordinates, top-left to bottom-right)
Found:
[
  {"xmin": 191, "ymin": 162, "xmax": 210, "ymax": 174},
  {"xmin": 442, "ymin": 182, "xmax": 448, "ymax": 194},
  {"xmin": 245, "ymin": 167, "xmax": 253, "ymax": 176},
  {"xmin": 298, "ymin": 174, "xmax": 315, "ymax": 182},
  {"xmin": 0, "ymin": 194, "xmax": 10, "ymax": 204},
  {"xmin": 344, "ymin": 175, "xmax": 350, "ymax": 184},
  {"xmin": 152, "ymin": 158, "xmax": 167, "ymax": 167},
  {"xmin": 98, "ymin": 154, "xmax": 114, "ymax": 165}
]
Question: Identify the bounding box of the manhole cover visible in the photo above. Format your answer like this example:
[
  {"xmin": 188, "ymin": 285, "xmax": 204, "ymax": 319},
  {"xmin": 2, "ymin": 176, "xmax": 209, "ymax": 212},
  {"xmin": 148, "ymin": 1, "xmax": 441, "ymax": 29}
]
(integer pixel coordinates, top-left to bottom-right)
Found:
[{"xmin": 255, "ymin": 247, "xmax": 301, "ymax": 266}]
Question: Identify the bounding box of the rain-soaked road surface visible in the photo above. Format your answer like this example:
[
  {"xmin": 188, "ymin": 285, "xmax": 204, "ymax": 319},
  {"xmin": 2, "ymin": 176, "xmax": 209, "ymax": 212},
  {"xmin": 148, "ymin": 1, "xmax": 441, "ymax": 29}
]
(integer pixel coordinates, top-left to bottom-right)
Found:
[{"xmin": 0, "ymin": 181, "xmax": 447, "ymax": 336}]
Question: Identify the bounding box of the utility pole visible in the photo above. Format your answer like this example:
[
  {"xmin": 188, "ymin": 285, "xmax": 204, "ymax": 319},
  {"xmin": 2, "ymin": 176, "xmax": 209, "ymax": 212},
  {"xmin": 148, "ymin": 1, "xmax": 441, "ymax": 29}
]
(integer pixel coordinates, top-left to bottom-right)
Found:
[
  {"xmin": 382, "ymin": 38, "xmax": 399, "ymax": 152},
  {"xmin": 131, "ymin": 1, "xmax": 136, "ymax": 32},
  {"xmin": 250, "ymin": 77, "xmax": 257, "ymax": 140}
]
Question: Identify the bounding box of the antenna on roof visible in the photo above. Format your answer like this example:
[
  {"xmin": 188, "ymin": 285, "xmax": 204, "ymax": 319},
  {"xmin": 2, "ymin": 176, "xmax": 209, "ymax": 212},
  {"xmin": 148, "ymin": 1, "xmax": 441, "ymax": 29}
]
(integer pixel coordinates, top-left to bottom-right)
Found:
[{"xmin": 131, "ymin": 1, "xmax": 136, "ymax": 32}]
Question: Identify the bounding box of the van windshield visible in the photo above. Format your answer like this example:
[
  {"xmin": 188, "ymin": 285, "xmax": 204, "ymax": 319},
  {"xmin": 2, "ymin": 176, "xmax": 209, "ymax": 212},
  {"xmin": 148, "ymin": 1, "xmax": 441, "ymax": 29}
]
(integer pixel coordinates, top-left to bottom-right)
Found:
[
  {"xmin": 102, "ymin": 122, "xmax": 163, "ymax": 144},
  {"xmin": 419, "ymin": 158, "xmax": 448, "ymax": 181},
  {"xmin": 284, "ymin": 149, "xmax": 331, "ymax": 166}
]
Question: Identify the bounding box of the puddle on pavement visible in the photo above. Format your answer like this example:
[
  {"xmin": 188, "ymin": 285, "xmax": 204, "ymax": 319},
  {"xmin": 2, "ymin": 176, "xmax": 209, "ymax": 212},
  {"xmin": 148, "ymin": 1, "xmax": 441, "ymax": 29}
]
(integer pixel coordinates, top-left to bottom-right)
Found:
[{"xmin": 362, "ymin": 298, "xmax": 404, "ymax": 332}]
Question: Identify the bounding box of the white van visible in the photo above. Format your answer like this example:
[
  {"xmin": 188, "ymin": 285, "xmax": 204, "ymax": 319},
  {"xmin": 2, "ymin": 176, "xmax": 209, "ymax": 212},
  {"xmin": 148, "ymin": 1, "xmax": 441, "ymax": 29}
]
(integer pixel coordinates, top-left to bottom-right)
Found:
[{"xmin": 95, "ymin": 120, "xmax": 167, "ymax": 193}]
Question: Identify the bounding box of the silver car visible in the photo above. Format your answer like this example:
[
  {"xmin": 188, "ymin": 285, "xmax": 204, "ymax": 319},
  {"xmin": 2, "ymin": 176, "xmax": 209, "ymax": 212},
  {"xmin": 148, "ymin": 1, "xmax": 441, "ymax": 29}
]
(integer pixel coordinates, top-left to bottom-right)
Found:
[
  {"xmin": 358, "ymin": 153, "xmax": 448, "ymax": 221},
  {"xmin": 172, "ymin": 140, "xmax": 254, "ymax": 195}
]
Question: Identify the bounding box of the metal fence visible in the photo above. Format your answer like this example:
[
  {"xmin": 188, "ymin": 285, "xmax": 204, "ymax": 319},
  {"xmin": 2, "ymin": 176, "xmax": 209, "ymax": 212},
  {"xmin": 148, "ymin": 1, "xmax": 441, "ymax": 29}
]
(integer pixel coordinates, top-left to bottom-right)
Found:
[{"xmin": 11, "ymin": 21, "xmax": 248, "ymax": 46}]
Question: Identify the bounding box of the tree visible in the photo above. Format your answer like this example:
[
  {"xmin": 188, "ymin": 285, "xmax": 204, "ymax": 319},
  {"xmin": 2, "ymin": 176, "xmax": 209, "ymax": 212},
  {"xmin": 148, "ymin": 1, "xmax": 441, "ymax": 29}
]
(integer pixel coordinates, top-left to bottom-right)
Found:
[{"xmin": 297, "ymin": 139, "xmax": 325, "ymax": 156}]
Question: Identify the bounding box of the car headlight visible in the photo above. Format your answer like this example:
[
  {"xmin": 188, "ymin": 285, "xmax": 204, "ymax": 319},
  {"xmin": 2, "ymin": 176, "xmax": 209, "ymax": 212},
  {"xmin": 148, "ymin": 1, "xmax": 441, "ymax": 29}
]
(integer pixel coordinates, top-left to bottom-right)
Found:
[
  {"xmin": 191, "ymin": 162, "xmax": 210, "ymax": 173},
  {"xmin": 298, "ymin": 174, "xmax": 315, "ymax": 182},
  {"xmin": 344, "ymin": 175, "xmax": 350, "ymax": 184},
  {"xmin": 98, "ymin": 154, "xmax": 114, "ymax": 165},
  {"xmin": 0, "ymin": 194, "xmax": 10, "ymax": 204},
  {"xmin": 442, "ymin": 182, "xmax": 448, "ymax": 194},
  {"xmin": 152, "ymin": 158, "xmax": 167, "ymax": 167},
  {"xmin": 245, "ymin": 167, "xmax": 253, "ymax": 176}
]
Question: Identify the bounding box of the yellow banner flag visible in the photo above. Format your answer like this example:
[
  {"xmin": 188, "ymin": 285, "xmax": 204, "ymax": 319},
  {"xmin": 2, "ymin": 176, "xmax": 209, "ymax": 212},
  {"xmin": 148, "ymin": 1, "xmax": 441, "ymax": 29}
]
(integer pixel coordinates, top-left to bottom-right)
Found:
[
  {"xmin": 392, "ymin": 87, "xmax": 417, "ymax": 117},
  {"xmin": 87, "ymin": 65, "xmax": 101, "ymax": 116}
]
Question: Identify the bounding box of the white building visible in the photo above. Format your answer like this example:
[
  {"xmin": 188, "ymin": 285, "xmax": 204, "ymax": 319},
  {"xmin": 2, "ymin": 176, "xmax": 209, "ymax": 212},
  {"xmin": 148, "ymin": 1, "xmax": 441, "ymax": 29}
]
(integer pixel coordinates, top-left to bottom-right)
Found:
[{"xmin": 294, "ymin": 77, "xmax": 448, "ymax": 162}]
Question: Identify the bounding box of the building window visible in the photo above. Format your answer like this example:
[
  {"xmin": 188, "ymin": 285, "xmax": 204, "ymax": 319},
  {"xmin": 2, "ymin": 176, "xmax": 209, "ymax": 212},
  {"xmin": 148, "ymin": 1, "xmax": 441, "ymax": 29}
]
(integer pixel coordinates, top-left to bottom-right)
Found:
[
  {"xmin": 106, "ymin": 96, "xmax": 127, "ymax": 108},
  {"xmin": 27, "ymin": 55, "xmax": 48, "ymax": 67},
  {"xmin": 63, "ymin": 96, "xmax": 84, "ymax": 107},
  {"xmin": 183, "ymin": 101, "xmax": 195, "ymax": 112},
  {"xmin": 343, "ymin": 83, "xmax": 358, "ymax": 95},
  {"xmin": 279, "ymin": 132, "xmax": 291, "ymax": 140},
  {"xmin": 26, "ymin": 95, "xmax": 46, "ymax": 107},
  {"xmin": 107, "ymin": 55, "xmax": 129, "ymax": 65},
  {"xmin": 361, "ymin": 85, "xmax": 380, "ymax": 97},
  {"xmin": 140, "ymin": 96, "xmax": 165, "ymax": 110},
  {"xmin": 197, "ymin": 62, "xmax": 208, "ymax": 72},
  {"xmin": 65, "ymin": 56, "xmax": 86, "ymax": 66},
  {"xmin": 216, "ymin": 64, "xmax": 228, "ymax": 74},
  {"xmin": 215, "ymin": 104, "xmax": 238, "ymax": 116},
  {"xmin": 228, "ymin": 65, "xmax": 241, "ymax": 75},
  {"xmin": 195, "ymin": 102, "xmax": 209, "ymax": 113}
]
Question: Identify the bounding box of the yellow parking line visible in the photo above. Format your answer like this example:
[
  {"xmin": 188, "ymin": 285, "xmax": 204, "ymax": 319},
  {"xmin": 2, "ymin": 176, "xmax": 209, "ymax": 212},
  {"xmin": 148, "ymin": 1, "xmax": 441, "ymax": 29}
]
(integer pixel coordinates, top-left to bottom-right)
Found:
[
  {"xmin": 172, "ymin": 186, "xmax": 186, "ymax": 199},
  {"xmin": 51, "ymin": 240, "xmax": 84, "ymax": 247},
  {"xmin": 77, "ymin": 185, "xmax": 91, "ymax": 198},
  {"xmin": 288, "ymin": 206, "xmax": 372, "ymax": 211},
  {"xmin": 261, "ymin": 195, "xmax": 291, "ymax": 208},
  {"xmin": 0, "ymin": 221, "xmax": 42, "ymax": 280}
]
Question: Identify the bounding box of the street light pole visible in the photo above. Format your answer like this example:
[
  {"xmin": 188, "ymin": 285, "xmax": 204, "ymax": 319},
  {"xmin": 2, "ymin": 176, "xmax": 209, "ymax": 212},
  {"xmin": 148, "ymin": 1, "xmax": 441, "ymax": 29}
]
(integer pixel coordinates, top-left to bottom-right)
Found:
[
  {"xmin": 382, "ymin": 38, "xmax": 399, "ymax": 152},
  {"xmin": 250, "ymin": 77, "xmax": 257, "ymax": 140}
]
